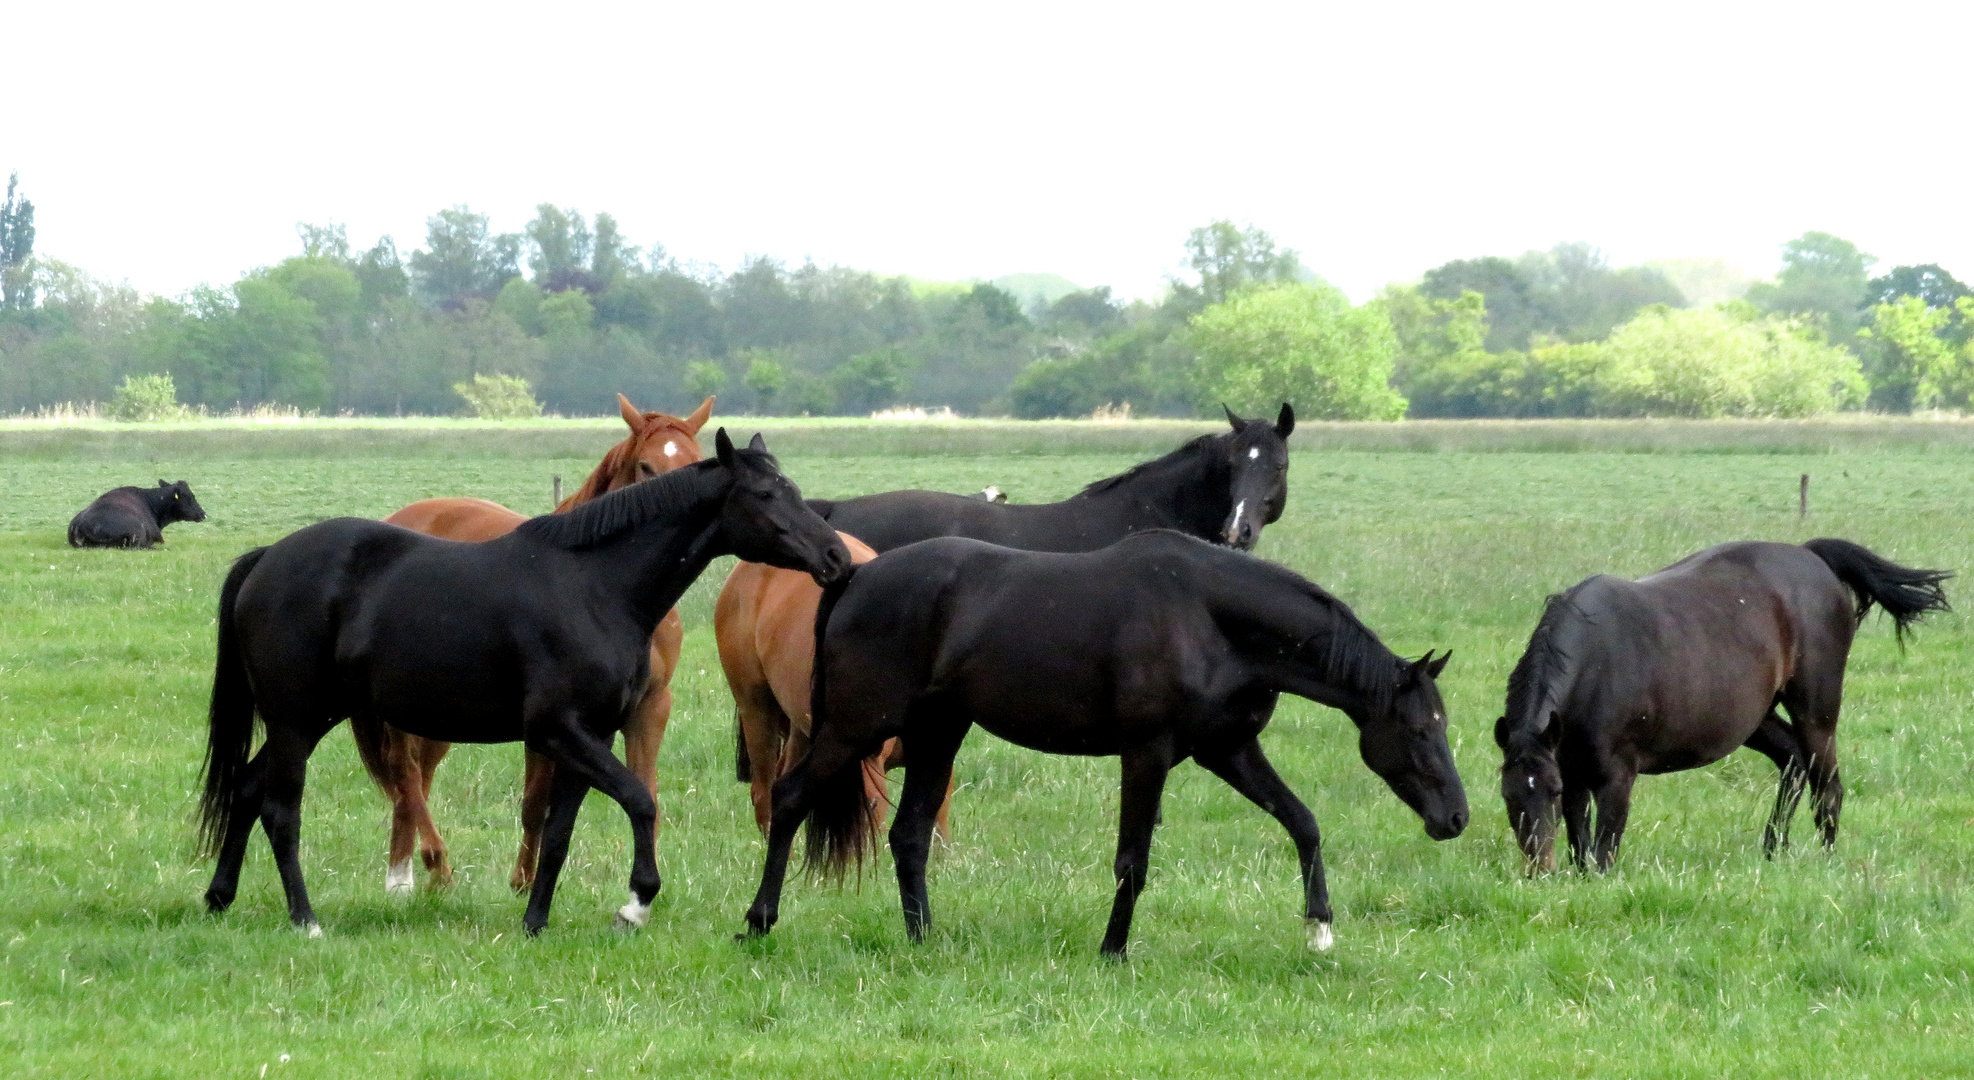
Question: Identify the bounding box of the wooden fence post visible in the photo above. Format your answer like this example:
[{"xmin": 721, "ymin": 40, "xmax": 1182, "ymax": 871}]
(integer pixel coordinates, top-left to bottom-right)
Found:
[
  {"xmin": 553, "ymin": 475, "xmax": 562, "ymax": 508},
  {"xmin": 1799, "ymin": 473, "xmax": 1808, "ymax": 519}
]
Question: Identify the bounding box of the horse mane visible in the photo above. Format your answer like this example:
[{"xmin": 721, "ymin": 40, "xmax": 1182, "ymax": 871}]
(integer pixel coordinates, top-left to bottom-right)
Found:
[
  {"xmin": 1200, "ymin": 539, "xmax": 1400, "ymax": 716},
  {"xmin": 1074, "ymin": 434, "xmax": 1221, "ymax": 498},
  {"xmin": 1504, "ymin": 592, "xmax": 1576, "ymax": 744},
  {"xmin": 516, "ymin": 461, "xmax": 722, "ymax": 550}
]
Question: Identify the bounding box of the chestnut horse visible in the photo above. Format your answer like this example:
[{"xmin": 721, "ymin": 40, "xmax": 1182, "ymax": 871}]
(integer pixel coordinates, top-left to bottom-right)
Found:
[
  {"xmin": 717, "ymin": 532, "xmax": 957, "ymax": 840},
  {"xmin": 357, "ymin": 393, "xmax": 712, "ymax": 894}
]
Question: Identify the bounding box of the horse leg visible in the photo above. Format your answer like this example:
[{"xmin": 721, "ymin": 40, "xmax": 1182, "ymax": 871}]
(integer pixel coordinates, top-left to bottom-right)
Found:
[
  {"xmin": 203, "ymin": 748, "xmax": 268, "ymax": 913},
  {"xmin": 1744, "ymin": 709, "xmax": 1808, "ymax": 856},
  {"xmin": 621, "ymin": 676, "xmax": 673, "ymax": 840},
  {"xmin": 736, "ymin": 686, "xmax": 789, "ymax": 836},
  {"xmin": 259, "ymin": 720, "xmax": 336, "ymax": 932},
  {"xmin": 1782, "ymin": 675, "xmax": 1846, "ymax": 849},
  {"xmin": 521, "ymin": 763, "xmax": 588, "ymax": 936},
  {"xmin": 509, "ymin": 751, "xmax": 555, "ymax": 893},
  {"xmin": 889, "ymin": 724, "xmax": 968, "ymax": 944},
  {"xmin": 380, "ymin": 727, "xmax": 419, "ymax": 895},
  {"xmin": 743, "ymin": 735, "xmax": 871, "ymax": 937},
  {"xmin": 413, "ymin": 737, "xmax": 453, "ymax": 888},
  {"xmin": 1589, "ymin": 771, "xmax": 1636, "ymax": 872},
  {"xmin": 1561, "ymin": 782, "xmax": 1592, "ymax": 871},
  {"xmin": 1196, "ymin": 737, "xmax": 1333, "ymax": 950},
  {"xmin": 1099, "ymin": 742, "xmax": 1174, "ymax": 960},
  {"xmin": 524, "ymin": 720, "xmax": 662, "ymax": 934}
]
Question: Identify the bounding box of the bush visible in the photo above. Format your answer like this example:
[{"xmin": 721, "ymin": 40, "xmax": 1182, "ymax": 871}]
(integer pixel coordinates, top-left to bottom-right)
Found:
[
  {"xmin": 452, "ymin": 373, "xmax": 542, "ymax": 419},
  {"xmin": 1593, "ymin": 306, "xmax": 1864, "ymax": 417},
  {"xmin": 105, "ymin": 373, "xmax": 188, "ymax": 421},
  {"xmin": 1190, "ymin": 282, "xmax": 1405, "ymax": 420}
]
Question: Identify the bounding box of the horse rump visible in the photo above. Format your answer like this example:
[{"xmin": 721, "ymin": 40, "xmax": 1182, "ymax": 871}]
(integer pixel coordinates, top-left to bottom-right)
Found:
[
  {"xmin": 1803, "ymin": 538, "xmax": 1953, "ymax": 643},
  {"xmin": 198, "ymin": 547, "xmax": 267, "ymax": 858}
]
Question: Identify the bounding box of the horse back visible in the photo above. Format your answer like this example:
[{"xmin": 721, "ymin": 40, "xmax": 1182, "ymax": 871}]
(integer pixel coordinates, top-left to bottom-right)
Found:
[{"xmin": 815, "ymin": 490, "xmax": 1126, "ymax": 554}]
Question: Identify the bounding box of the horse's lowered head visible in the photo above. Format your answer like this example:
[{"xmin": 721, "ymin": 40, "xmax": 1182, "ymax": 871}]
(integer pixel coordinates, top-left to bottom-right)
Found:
[
  {"xmin": 156, "ymin": 479, "xmax": 207, "ymax": 524},
  {"xmin": 714, "ymin": 429, "xmax": 852, "ymax": 587},
  {"xmin": 1494, "ymin": 712, "xmax": 1564, "ymax": 873},
  {"xmin": 1219, "ymin": 403, "xmax": 1294, "ymax": 550},
  {"xmin": 1350, "ymin": 649, "xmax": 1468, "ymax": 841}
]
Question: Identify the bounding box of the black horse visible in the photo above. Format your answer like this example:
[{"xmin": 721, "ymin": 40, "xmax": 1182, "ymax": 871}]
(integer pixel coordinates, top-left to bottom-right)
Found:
[
  {"xmin": 68, "ymin": 479, "xmax": 206, "ymax": 548},
  {"xmin": 810, "ymin": 404, "xmax": 1295, "ymax": 553},
  {"xmin": 198, "ymin": 431, "xmax": 850, "ymax": 935},
  {"xmin": 742, "ymin": 530, "xmax": 1468, "ymax": 958},
  {"xmin": 1496, "ymin": 539, "xmax": 1950, "ymax": 873}
]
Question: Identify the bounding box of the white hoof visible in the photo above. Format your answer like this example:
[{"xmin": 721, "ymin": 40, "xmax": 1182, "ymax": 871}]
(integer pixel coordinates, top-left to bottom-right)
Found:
[
  {"xmin": 1307, "ymin": 919, "xmax": 1334, "ymax": 952},
  {"xmin": 385, "ymin": 859, "xmax": 415, "ymax": 895},
  {"xmin": 305, "ymin": 922, "xmax": 324, "ymax": 939},
  {"xmin": 614, "ymin": 893, "xmax": 651, "ymax": 931}
]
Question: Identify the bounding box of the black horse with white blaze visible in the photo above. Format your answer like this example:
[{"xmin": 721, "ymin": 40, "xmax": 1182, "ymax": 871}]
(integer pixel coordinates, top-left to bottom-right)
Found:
[
  {"xmin": 742, "ymin": 529, "xmax": 1468, "ymax": 959},
  {"xmin": 198, "ymin": 431, "xmax": 850, "ymax": 935},
  {"xmin": 1496, "ymin": 538, "xmax": 1950, "ymax": 873}
]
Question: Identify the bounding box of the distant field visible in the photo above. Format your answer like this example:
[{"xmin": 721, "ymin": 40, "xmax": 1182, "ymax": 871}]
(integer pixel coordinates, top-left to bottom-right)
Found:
[{"xmin": 1, "ymin": 419, "xmax": 1970, "ymax": 1077}]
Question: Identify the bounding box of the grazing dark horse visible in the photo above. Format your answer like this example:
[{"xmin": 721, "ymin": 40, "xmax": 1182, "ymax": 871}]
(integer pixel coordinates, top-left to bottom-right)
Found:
[
  {"xmin": 198, "ymin": 432, "xmax": 850, "ymax": 935},
  {"xmin": 742, "ymin": 530, "xmax": 1468, "ymax": 958},
  {"xmin": 722, "ymin": 404, "xmax": 1298, "ymax": 840},
  {"xmin": 68, "ymin": 480, "xmax": 206, "ymax": 548},
  {"xmin": 809, "ymin": 403, "xmax": 1295, "ymax": 552},
  {"xmin": 1495, "ymin": 539, "xmax": 1951, "ymax": 873}
]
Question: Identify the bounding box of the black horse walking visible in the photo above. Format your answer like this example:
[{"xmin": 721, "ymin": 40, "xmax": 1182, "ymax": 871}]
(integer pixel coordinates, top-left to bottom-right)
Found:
[
  {"xmin": 1496, "ymin": 539, "xmax": 1950, "ymax": 873},
  {"xmin": 743, "ymin": 530, "xmax": 1468, "ymax": 958},
  {"xmin": 810, "ymin": 404, "xmax": 1295, "ymax": 553},
  {"xmin": 199, "ymin": 431, "xmax": 850, "ymax": 935}
]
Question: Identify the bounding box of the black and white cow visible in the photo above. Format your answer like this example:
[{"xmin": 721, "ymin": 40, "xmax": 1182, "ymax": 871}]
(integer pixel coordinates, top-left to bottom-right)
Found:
[{"xmin": 67, "ymin": 480, "xmax": 207, "ymax": 548}]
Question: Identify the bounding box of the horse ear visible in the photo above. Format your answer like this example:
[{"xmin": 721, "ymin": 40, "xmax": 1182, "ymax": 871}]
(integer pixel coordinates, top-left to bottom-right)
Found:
[
  {"xmin": 747, "ymin": 432, "xmax": 767, "ymax": 452},
  {"xmin": 1539, "ymin": 711, "xmax": 1564, "ymax": 750},
  {"xmin": 714, "ymin": 427, "xmax": 735, "ymax": 468},
  {"xmin": 617, "ymin": 394, "xmax": 645, "ymax": 434},
  {"xmin": 1275, "ymin": 402, "xmax": 1295, "ymax": 437},
  {"xmin": 684, "ymin": 395, "xmax": 715, "ymax": 435},
  {"xmin": 158, "ymin": 478, "xmax": 169, "ymax": 487},
  {"xmin": 1426, "ymin": 648, "xmax": 1449, "ymax": 678},
  {"xmin": 1493, "ymin": 716, "xmax": 1511, "ymax": 749},
  {"xmin": 1404, "ymin": 649, "xmax": 1434, "ymax": 684},
  {"xmin": 1223, "ymin": 404, "xmax": 1245, "ymax": 431}
]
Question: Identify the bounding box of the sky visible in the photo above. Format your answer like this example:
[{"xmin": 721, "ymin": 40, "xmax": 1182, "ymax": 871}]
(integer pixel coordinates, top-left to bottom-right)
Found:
[{"xmin": 9, "ymin": 1, "xmax": 1972, "ymax": 303}]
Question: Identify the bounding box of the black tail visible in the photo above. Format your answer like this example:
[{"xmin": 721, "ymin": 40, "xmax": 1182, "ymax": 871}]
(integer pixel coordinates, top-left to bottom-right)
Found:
[
  {"xmin": 733, "ymin": 709, "xmax": 751, "ymax": 783},
  {"xmin": 1804, "ymin": 538, "xmax": 1953, "ymax": 646},
  {"xmin": 198, "ymin": 547, "xmax": 267, "ymax": 858},
  {"xmin": 349, "ymin": 715, "xmax": 394, "ymax": 796},
  {"xmin": 802, "ymin": 565, "xmax": 872, "ymax": 879}
]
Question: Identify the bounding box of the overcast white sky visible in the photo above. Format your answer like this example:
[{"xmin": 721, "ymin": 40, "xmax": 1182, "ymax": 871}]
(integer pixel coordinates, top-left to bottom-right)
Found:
[{"xmin": 9, "ymin": 1, "xmax": 1971, "ymax": 302}]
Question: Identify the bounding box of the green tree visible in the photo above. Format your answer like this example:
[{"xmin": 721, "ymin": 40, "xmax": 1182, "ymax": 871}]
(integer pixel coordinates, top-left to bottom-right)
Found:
[
  {"xmin": 1171, "ymin": 221, "xmax": 1302, "ymax": 311},
  {"xmin": 832, "ymin": 346, "xmax": 916, "ymax": 414},
  {"xmin": 1190, "ymin": 282, "xmax": 1404, "ymax": 420},
  {"xmin": 1747, "ymin": 231, "xmax": 1876, "ymax": 342},
  {"xmin": 1861, "ymin": 296, "xmax": 1960, "ymax": 411},
  {"xmin": 409, "ymin": 206, "xmax": 521, "ymax": 310},
  {"xmin": 743, "ymin": 352, "xmax": 787, "ymax": 412},
  {"xmin": 453, "ymin": 372, "xmax": 542, "ymax": 418},
  {"xmin": 685, "ymin": 360, "xmax": 728, "ymax": 400},
  {"xmin": 1594, "ymin": 306, "xmax": 1863, "ymax": 418},
  {"xmin": 526, "ymin": 204, "xmax": 594, "ymax": 292},
  {"xmin": 1, "ymin": 171, "xmax": 35, "ymax": 310}
]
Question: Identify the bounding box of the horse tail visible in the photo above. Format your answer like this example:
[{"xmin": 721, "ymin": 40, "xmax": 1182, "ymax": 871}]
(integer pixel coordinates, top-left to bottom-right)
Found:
[
  {"xmin": 198, "ymin": 547, "xmax": 267, "ymax": 859},
  {"xmin": 733, "ymin": 708, "xmax": 751, "ymax": 783},
  {"xmin": 802, "ymin": 565, "xmax": 872, "ymax": 879},
  {"xmin": 349, "ymin": 715, "xmax": 394, "ymax": 796},
  {"xmin": 1804, "ymin": 538, "xmax": 1953, "ymax": 645}
]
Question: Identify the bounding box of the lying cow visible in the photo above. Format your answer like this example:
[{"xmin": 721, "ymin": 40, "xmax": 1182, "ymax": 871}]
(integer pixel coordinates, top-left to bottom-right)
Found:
[{"xmin": 68, "ymin": 479, "xmax": 207, "ymax": 548}]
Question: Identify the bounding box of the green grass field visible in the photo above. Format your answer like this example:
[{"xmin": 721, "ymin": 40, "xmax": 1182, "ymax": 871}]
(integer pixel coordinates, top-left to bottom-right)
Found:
[{"xmin": 2, "ymin": 419, "xmax": 1971, "ymax": 1077}]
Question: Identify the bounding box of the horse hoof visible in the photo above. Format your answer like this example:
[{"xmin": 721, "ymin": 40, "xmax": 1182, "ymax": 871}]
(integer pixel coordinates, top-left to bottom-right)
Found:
[
  {"xmin": 301, "ymin": 922, "xmax": 323, "ymax": 939},
  {"xmin": 614, "ymin": 894, "xmax": 651, "ymax": 931},
  {"xmin": 1306, "ymin": 919, "xmax": 1334, "ymax": 952},
  {"xmin": 385, "ymin": 859, "xmax": 415, "ymax": 896}
]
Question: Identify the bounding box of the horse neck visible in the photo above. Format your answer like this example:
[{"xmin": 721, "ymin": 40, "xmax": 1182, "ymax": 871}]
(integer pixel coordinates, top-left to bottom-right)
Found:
[
  {"xmin": 1210, "ymin": 566, "xmax": 1397, "ymax": 715},
  {"xmin": 583, "ymin": 472, "xmax": 730, "ymax": 630},
  {"xmin": 1086, "ymin": 443, "xmax": 1229, "ymax": 539},
  {"xmin": 1505, "ymin": 602, "xmax": 1579, "ymax": 739},
  {"xmin": 562, "ymin": 442, "xmax": 629, "ymax": 510}
]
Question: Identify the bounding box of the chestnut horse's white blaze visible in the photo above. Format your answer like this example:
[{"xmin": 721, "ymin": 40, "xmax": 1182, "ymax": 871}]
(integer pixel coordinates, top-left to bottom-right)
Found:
[{"xmin": 663, "ymin": 440, "xmax": 679, "ymax": 459}]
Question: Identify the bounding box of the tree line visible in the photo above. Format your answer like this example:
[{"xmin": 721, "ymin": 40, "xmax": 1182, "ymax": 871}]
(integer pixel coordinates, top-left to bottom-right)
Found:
[{"xmin": 0, "ymin": 171, "xmax": 1967, "ymax": 421}]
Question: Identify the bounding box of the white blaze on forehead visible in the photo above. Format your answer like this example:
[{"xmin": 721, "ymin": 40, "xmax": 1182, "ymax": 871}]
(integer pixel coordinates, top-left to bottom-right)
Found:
[
  {"xmin": 662, "ymin": 440, "xmax": 679, "ymax": 458},
  {"xmin": 1247, "ymin": 446, "xmax": 1260, "ymax": 460},
  {"xmin": 1527, "ymin": 776, "xmax": 1535, "ymax": 790}
]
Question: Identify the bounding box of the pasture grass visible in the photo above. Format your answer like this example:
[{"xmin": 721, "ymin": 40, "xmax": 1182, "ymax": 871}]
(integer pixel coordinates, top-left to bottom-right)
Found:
[{"xmin": 1, "ymin": 423, "xmax": 1971, "ymax": 1076}]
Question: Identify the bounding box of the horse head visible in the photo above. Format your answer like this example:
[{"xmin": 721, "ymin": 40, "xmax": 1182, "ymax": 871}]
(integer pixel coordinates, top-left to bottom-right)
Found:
[
  {"xmin": 1495, "ymin": 712, "xmax": 1564, "ymax": 873},
  {"xmin": 1219, "ymin": 403, "xmax": 1293, "ymax": 550},
  {"xmin": 1355, "ymin": 649, "xmax": 1468, "ymax": 841},
  {"xmin": 713, "ymin": 429, "xmax": 852, "ymax": 587}
]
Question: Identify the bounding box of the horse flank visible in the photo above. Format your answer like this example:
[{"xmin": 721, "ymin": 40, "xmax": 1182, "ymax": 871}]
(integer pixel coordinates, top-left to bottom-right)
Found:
[{"xmin": 515, "ymin": 461, "xmax": 723, "ymax": 550}]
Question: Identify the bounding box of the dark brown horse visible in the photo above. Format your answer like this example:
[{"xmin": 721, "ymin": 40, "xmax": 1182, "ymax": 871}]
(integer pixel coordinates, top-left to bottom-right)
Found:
[
  {"xmin": 364, "ymin": 394, "xmax": 711, "ymax": 894},
  {"xmin": 1496, "ymin": 539, "xmax": 1950, "ymax": 873}
]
